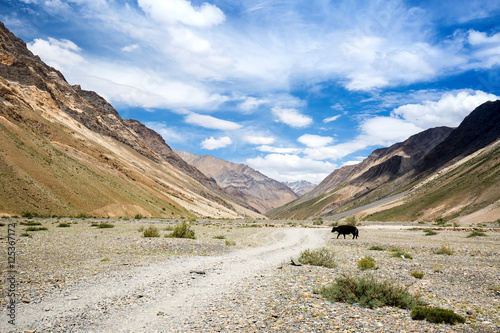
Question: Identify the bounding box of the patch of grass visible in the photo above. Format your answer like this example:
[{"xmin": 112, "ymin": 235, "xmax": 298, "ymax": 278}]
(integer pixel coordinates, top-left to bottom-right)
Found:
[
  {"xmin": 57, "ymin": 222, "xmax": 71, "ymax": 228},
  {"xmin": 435, "ymin": 217, "xmax": 447, "ymax": 226},
  {"xmin": 134, "ymin": 214, "xmax": 143, "ymax": 220},
  {"xmin": 389, "ymin": 248, "xmax": 413, "ymax": 259},
  {"xmin": 213, "ymin": 235, "xmax": 226, "ymax": 239},
  {"xmin": 317, "ymin": 274, "xmax": 419, "ymax": 309},
  {"xmin": 411, "ymin": 306, "xmax": 465, "ymax": 325},
  {"xmin": 225, "ymin": 239, "xmax": 236, "ymax": 246},
  {"xmin": 466, "ymin": 230, "xmax": 488, "ymax": 238},
  {"xmin": 345, "ymin": 215, "xmax": 358, "ymax": 226},
  {"xmin": 411, "ymin": 271, "xmax": 425, "ymax": 279},
  {"xmin": 25, "ymin": 226, "xmax": 48, "ymax": 231},
  {"xmin": 76, "ymin": 213, "xmax": 91, "ymax": 219},
  {"xmin": 143, "ymin": 226, "xmax": 160, "ymax": 237},
  {"xmin": 97, "ymin": 223, "xmax": 114, "ymax": 229},
  {"xmin": 100, "ymin": 257, "xmax": 110, "ymax": 262},
  {"xmin": 298, "ymin": 247, "xmax": 336, "ymax": 268},
  {"xmin": 434, "ymin": 244, "xmax": 453, "ymax": 255},
  {"xmin": 368, "ymin": 245, "xmax": 385, "ymax": 251},
  {"xmin": 20, "ymin": 232, "xmax": 32, "ymax": 237},
  {"xmin": 357, "ymin": 256, "xmax": 376, "ymax": 270},
  {"xmin": 165, "ymin": 221, "xmax": 196, "ymax": 239},
  {"xmin": 312, "ymin": 217, "xmax": 323, "ymax": 225},
  {"xmin": 424, "ymin": 229, "xmax": 437, "ymax": 236},
  {"xmin": 20, "ymin": 221, "xmax": 42, "ymax": 226}
]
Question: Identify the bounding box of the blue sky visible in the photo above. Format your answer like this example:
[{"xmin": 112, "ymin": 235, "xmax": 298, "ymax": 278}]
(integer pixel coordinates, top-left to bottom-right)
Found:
[{"xmin": 1, "ymin": 0, "xmax": 500, "ymax": 183}]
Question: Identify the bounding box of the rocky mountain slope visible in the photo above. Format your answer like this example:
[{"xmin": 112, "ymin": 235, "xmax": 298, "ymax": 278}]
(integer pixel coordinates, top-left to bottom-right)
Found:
[
  {"xmin": 269, "ymin": 101, "xmax": 500, "ymax": 222},
  {"xmin": 283, "ymin": 180, "xmax": 317, "ymax": 196},
  {"xmin": 175, "ymin": 150, "xmax": 298, "ymax": 214},
  {"xmin": 0, "ymin": 21, "xmax": 261, "ymax": 219}
]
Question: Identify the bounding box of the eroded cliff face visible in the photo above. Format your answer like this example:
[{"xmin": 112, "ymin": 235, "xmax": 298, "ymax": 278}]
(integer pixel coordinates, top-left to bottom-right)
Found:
[
  {"xmin": 0, "ymin": 21, "xmax": 262, "ymax": 219},
  {"xmin": 176, "ymin": 150, "xmax": 298, "ymax": 214}
]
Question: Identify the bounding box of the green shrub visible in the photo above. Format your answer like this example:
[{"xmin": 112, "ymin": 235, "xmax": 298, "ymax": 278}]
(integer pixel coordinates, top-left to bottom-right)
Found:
[
  {"xmin": 345, "ymin": 215, "xmax": 358, "ymax": 226},
  {"xmin": 298, "ymin": 247, "xmax": 336, "ymax": 268},
  {"xmin": 57, "ymin": 223, "xmax": 71, "ymax": 228},
  {"xmin": 411, "ymin": 271, "xmax": 425, "ymax": 279},
  {"xmin": 424, "ymin": 229, "xmax": 437, "ymax": 236},
  {"xmin": 76, "ymin": 213, "xmax": 91, "ymax": 219},
  {"xmin": 357, "ymin": 256, "xmax": 376, "ymax": 270},
  {"xmin": 213, "ymin": 235, "xmax": 226, "ymax": 239},
  {"xmin": 143, "ymin": 226, "xmax": 160, "ymax": 237},
  {"xmin": 312, "ymin": 217, "xmax": 324, "ymax": 225},
  {"xmin": 20, "ymin": 221, "xmax": 42, "ymax": 226},
  {"xmin": 135, "ymin": 214, "xmax": 143, "ymax": 220},
  {"xmin": 165, "ymin": 222, "xmax": 196, "ymax": 239},
  {"xmin": 225, "ymin": 239, "xmax": 236, "ymax": 246},
  {"xmin": 97, "ymin": 223, "xmax": 114, "ymax": 229},
  {"xmin": 434, "ymin": 244, "xmax": 453, "ymax": 255},
  {"xmin": 411, "ymin": 306, "xmax": 465, "ymax": 325},
  {"xmin": 466, "ymin": 230, "xmax": 487, "ymax": 238},
  {"xmin": 25, "ymin": 226, "xmax": 48, "ymax": 231},
  {"xmin": 317, "ymin": 275, "xmax": 418, "ymax": 309},
  {"xmin": 434, "ymin": 217, "xmax": 446, "ymax": 226},
  {"xmin": 390, "ymin": 248, "xmax": 413, "ymax": 259},
  {"xmin": 20, "ymin": 232, "xmax": 32, "ymax": 238},
  {"xmin": 368, "ymin": 245, "xmax": 385, "ymax": 251}
]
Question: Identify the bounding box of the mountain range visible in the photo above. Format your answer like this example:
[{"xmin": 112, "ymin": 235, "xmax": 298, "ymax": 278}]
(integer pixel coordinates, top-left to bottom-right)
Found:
[{"xmin": 1, "ymin": 21, "xmax": 499, "ymax": 222}]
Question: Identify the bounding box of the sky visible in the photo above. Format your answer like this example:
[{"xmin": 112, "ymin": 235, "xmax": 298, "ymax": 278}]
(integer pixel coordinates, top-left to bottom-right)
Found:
[{"xmin": 1, "ymin": 0, "xmax": 500, "ymax": 183}]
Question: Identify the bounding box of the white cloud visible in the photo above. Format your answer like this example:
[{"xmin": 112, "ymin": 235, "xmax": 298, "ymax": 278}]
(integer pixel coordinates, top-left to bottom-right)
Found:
[
  {"xmin": 184, "ymin": 113, "xmax": 242, "ymax": 130},
  {"xmin": 201, "ymin": 136, "xmax": 232, "ymax": 150},
  {"xmin": 271, "ymin": 107, "xmax": 313, "ymax": 128},
  {"xmin": 27, "ymin": 38, "xmax": 85, "ymax": 72},
  {"xmin": 256, "ymin": 145, "xmax": 302, "ymax": 154},
  {"xmin": 468, "ymin": 30, "xmax": 500, "ymax": 45},
  {"xmin": 246, "ymin": 153, "xmax": 335, "ymax": 183},
  {"xmin": 242, "ymin": 135, "xmax": 275, "ymax": 145},
  {"xmin": 121, "ymin": 44, "xmax": 140, "ymax": 52},
  {"xmin": 144, "ymin": 122, "xmax": 185, "ymax": 143},
  {"xmin": 298, "ymin": 134, "xmax": 334, "ymax": 148},
  {"xmin": 324, "ymin": 115, "xmax": 341, "ymax": 123},
  {"xmin": 137, "ymin": 0, "xmax": 225, "ymax": 27},
  {"xmin": 392, "ymin": 90, "xmax": 499, "ymax": 128}
]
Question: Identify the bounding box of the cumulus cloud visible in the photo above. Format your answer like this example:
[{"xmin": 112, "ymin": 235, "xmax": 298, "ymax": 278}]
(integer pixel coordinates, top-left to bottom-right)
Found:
[
  {"xmin": 137, "ymin": 0, "xmax": 225, "ymax": 27},
  {"xmin": 271, "ymin": 107, "xmax": 313, "ymax": 128},
  {"xmin": 256, "ymin": 146, "xmax": 302, "ymax": 154},
  {"xmin": 185, "ymin": 113, "xmax": 242, "ymax": 130},
  {"xmin": 246, "ymin": 153, "xmax": 335, "ymax": 183},
  {"xmin": 242, "ymin": 135, "xmax": 275, "ymax": 145},
  {"xmin": 27, "ymin": 38, "xmax": 85, "ymax": 72},
  {"xmin": 201, "ymin": 136, "xmax": 232, "ymax": 150},
  {"xmin": 298, "ymin": 134, "xmax": 334, "ymax": 148},
  {"xmin": 392, "ymin": 90, "xmax": 499, "ymax": 128}
]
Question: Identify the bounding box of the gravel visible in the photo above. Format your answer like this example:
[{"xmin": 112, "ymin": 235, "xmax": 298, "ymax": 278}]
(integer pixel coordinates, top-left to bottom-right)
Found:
[{"xmin": 1, "ymin": 220, "xmax": 499, "ymax": 332}]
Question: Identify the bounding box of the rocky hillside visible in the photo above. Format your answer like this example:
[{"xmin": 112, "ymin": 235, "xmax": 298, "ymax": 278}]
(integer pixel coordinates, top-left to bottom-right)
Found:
[
  {"xmin": 269, "ymin": 102, "xmax": 500, "ymax": 222},
  {"xmin": 175, "ymin": 150, "xmax": 298, "ymax": 214},
  {"xmin": 0, "ymin": 21, "xmax": 261, "ymax": 219},
  {"xmin": 283, "ymin": 180, "xmax": 317, "ymax": 196}
]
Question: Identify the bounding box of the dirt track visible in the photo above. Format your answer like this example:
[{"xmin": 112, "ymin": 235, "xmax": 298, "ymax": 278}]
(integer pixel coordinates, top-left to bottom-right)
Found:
[{"xmin": 3, "ymin": 227, "xmax": 328, "ymax": 332}]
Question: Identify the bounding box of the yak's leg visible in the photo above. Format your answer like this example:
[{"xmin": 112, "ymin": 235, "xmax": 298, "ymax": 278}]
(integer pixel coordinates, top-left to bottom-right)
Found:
[{"xmin": 337, "ymin": 233, "xmax": 340, "ymax": 239}]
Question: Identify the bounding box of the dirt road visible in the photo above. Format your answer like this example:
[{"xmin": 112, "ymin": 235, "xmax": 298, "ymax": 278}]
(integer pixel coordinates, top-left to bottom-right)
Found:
[{"xmin": 6, "ymin": 227, "xmax": 329, "ymax": 332}]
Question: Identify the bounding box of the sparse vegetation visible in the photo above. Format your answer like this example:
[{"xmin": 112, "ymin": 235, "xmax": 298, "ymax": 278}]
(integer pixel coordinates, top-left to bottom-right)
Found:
[
  {"xmin": 368, "ymin": 245, "xmax": 385, "ymax": 251},
  {"xmin": 424, "ymin": 229, "xmax": 437, "ymax": 236},
  {"xmin": 134, "ymin": 214, "xmax": 143, "ymax": 220},
  {"xmin": 225, "ymin": 239, "xmax": 236, "ymax": 246},
  {"xmin": 390, "ymin": 248, "xmax": 413, "ymax": 259},
  {"xmin": 25, "ymin": 226, "xmax": 48, "ymax": 231},
  {"xmin": 57, "ymin": 222, "xmax": 71, "ymax": 228},
  {"xmin": 142, "ymin": 226, "xmax": 160, "ymax": 237},
  {"xmin": 467, "ymin": 230, "xmax": 488, "ymax": 238},
  {"xmin": 165, "ymin": 221, "xmax": 196, "ymax": 239},
  {"xmin": 20, "ymin": 221, "xmax": 42, "ymax": 226},
  {"xmin": 213, "ymin": 235, "xmax": 226, "ymax": 239},
  {"xmin": 411, "ymin": 271, "xmax": 425, "ymax": 279},
  {"xmin": 435, "ymin": 217, "xmax": 446, "ymax": 226},
  {"xmin": 20, "ymin": 232, "xmax": 32, "ymax": 237},
  {"xmin": 97, "ymin": 223, "xmax": 115, "ymax": 229},
  {"xmin": 357, "ymin": 256, "xmax": 376, "ymax": 270},
  {"xmin": 434, "ymin": 244, "xmax": 453, "ymax": 255},
  {"xmin": 345, "ymin": 215, "xmax": 358, "ymax": 226},
  {"xmin": 298, "ymin": 247, "xmax": 337, "ymax": 268},
  {"xmin": 312, "ymin": 216, "xmax": 323, "ymax": 225},
  {"xmin": 317, "ymin": 275, "xmax": 419, "ymax": 309},
  {"xmin": 411, "ymin": 306, "xmax": 465, "ymax": 325}
]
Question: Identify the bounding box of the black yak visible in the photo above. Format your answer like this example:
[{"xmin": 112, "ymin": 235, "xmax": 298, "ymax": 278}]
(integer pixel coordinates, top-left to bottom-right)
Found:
[{"xmin": 331, "ymin": 225, "xmax": 359, "ymax": 239}]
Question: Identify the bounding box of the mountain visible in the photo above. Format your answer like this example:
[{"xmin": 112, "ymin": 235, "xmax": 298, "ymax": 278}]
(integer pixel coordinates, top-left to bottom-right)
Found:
[
  {"xmin": 283, "ymin": 180, "xmax": 317, "ymax": 196},
  {"xmin": 175, "ymin": 150, "xmax": 298, "ymax": 214},
  {"xmin": 0, "ymin": 21, "xmax": 262, "ymax": 219},
  {"xmin": 269, "ymin": 102, "xmax": 500, "ymax": 222}
]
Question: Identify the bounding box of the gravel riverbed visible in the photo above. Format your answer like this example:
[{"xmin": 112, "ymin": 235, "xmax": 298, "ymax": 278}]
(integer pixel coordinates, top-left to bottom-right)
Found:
[{"xmin": 1, "ymin": 219, "xmax": 499, "ymax": 332}]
